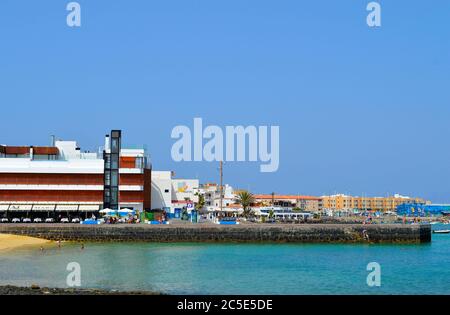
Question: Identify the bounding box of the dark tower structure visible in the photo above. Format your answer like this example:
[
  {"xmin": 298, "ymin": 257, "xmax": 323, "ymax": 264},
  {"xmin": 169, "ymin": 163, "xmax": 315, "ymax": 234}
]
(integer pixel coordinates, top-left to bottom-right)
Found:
[{"xmin": 103, "ymin": 130, "xmax": 121, "ymax": 210}]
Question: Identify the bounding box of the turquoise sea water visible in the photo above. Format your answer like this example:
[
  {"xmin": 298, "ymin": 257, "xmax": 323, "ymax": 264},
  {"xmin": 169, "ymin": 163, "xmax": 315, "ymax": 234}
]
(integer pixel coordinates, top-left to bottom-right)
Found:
[{"xmin": 1, "ymin": 225, "xmax": 449, "ymax": 295}]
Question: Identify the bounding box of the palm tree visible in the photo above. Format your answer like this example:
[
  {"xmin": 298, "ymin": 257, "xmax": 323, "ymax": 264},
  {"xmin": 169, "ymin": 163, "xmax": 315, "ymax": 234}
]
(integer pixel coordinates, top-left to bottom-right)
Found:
[
  {"xmin": 236, "ymin": 191, "xmax": 255, "ymax": 218},
  {"xmin": 195, "ymin": 193, "xmax": 206, "ymax": 212}
]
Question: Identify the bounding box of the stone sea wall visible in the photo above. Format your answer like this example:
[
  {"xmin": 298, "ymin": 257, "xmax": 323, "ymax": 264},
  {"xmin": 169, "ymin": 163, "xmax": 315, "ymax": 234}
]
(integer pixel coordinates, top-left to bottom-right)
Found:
[{"xmin": 0, "ymin": 223, "xmax": 431, "ymax": 244}]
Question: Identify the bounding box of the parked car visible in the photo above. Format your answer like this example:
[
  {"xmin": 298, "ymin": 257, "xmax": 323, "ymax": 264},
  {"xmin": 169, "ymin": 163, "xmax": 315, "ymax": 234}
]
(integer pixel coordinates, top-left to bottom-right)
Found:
[
  {"xmin": 12, "ymin": 218, "xmax": 21, "ymax": 223},
  {"xmin": 60, "ymin": 218, "xmax": 69, "ymax": 223},
  {"xmin": 1, "ymin": 218, "xmax": 9, "ymax": 223},
  {"xmin": 45, "ymin": 218, "xmax": 55, "ymax": 223},
  {"xmin": 22, "ymin": 218, "xmax": 32, "ymax": 223},
  {"xmin": 33, "ymin": 218, "xmax": 42, "ymax": 223},
  {"xmin": 71, "ymin": 218, "xmax": 80, "ymax": 223}
]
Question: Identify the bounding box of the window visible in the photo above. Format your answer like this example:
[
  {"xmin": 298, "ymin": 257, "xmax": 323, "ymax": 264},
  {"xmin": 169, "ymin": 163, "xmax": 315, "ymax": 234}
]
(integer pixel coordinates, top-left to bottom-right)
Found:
[
  {"xmin": 105, "ymin": 155, "xmax": 111, "ymax": 169},
  {"xmin": 135, "ymin": 157, "xmax": 144, "ymax": 169},
  {"xmin": 111, "ymin": 154, "xmax": 119, "ymax": 169},
  {"xmin": 111, "ymin": 139, "xmax": 118, "ymax": 151},
  {"xmin": 105, "ymin": 172, "xmax": 111, "ymax": 186},
  {"xmin": 111, "ymin": 170, "xmax": 118, "ymax": 186},
  {"xmin": 165, "ymin": 189, "xmax": 169, "ymax": 193},
  {"xmin": 111, "ymin": 188, "xmax": 118, "ymax": 203}
]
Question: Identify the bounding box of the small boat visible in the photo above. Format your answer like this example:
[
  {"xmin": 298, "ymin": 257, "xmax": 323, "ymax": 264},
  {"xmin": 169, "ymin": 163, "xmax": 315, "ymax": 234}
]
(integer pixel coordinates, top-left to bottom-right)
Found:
[{"xmin": 433, "ymin": 230, "xmax": 450, "ymax": 234}]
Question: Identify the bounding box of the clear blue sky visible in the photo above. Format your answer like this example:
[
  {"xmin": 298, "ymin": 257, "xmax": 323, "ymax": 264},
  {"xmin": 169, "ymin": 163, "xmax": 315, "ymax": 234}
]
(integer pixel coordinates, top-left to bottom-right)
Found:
[{"xmin": 1, "ymin": 1, "xmax": 449, "ymax": 202}]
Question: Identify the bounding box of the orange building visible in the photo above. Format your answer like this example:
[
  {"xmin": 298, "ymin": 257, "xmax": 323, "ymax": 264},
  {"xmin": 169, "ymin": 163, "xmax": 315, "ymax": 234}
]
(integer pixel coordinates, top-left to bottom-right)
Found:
[{"xmin": 321, "ymin": 194, "xmax": 429, "ymax": 212}]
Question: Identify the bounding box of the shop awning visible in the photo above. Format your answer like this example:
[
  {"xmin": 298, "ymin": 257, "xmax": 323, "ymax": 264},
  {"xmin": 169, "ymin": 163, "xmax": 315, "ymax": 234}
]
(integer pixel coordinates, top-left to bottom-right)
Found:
[
  {"xmin": 78, "ymin": 205, "xmax": 100, "ymax": 212},
  {"xmin": 32, "ymin": 205, "xmax": 56, "ymax": 211},
  {"xmin": 8, "ymin": 205, "xmax": 33, "ymax": 212},
  {"xmin": 3, "ymin": 204, "xmax": 101, "ymax": 212},
  {"xmin": 56, "ymin": 205, "xmax": 79, "ymax": 212}
]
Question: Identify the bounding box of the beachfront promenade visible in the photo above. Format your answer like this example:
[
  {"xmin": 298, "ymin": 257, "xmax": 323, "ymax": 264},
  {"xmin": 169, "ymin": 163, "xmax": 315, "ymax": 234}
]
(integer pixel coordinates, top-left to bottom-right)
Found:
[{"xmin": 0, "ymin": 223, "xmax": 432, "ymax": 244}]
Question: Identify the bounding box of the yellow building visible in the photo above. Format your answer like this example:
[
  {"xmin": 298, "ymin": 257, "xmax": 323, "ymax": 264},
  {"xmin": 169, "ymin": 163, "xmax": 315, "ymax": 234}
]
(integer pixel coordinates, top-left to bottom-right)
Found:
[{"xmin": 321, "ymin": 194, "xmax": 429, "ymax": 212}]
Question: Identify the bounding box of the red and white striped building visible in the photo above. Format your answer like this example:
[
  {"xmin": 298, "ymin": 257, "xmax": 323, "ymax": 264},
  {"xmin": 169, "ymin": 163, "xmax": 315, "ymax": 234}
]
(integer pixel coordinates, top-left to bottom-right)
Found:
[{"xmin": 0, "ymin": 131, "xmax": 151, "ymax": 218}]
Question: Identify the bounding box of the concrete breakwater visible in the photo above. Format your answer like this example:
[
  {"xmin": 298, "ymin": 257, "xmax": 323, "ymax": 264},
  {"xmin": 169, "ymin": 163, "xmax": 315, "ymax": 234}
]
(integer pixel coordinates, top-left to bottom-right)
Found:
[{"xmin": 0, "ymin": 223, "xmax": 431, "ymax": 244}]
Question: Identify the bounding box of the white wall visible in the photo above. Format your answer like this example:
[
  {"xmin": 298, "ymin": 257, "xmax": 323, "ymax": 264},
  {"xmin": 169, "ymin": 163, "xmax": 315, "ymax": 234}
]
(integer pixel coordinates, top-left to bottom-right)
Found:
[
  {"xmin": 150, "ymin": 173, "xmax": 201, "ymax": 212},
  {"xmin": 151, "ymin": 171, "xmax": 173, "ymax": 211},
  {"xmin": 55, "ymin": 141, "xmax": 80, "ymax": 160},
  {"xmin": 0, "ymin": 158, "xmax": 104, "ymax": 174}
]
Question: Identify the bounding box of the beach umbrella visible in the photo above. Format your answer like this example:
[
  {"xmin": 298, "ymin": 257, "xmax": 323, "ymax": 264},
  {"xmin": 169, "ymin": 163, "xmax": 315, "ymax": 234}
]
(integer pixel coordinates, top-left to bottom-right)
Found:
[
  {"xmin": 99, "ymin": 208, "xmax": 117, "ymax": 215},
  {"xmin": 118, "ymin": 208, "xmax": 136, "ymax": 216}
]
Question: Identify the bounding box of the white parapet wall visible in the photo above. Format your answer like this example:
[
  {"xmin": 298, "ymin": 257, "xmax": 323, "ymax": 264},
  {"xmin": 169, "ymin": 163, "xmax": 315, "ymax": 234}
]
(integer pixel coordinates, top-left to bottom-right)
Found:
[{"xmin": 0, "ymin": 158, "xmax": 104, "ymax": 174}]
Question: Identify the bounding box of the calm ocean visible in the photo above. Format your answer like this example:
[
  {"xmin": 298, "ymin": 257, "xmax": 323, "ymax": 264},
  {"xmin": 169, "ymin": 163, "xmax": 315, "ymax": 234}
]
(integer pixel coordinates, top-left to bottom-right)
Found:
[{"xmin": 1, "ymin": 224, "xmax": 449, "ymax": 295}]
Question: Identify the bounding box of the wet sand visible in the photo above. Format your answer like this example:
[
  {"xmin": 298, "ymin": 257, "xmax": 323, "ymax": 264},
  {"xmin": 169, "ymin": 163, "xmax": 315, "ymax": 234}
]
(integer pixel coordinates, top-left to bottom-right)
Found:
[{"xmin": 0, "ymin": 234, "xmax": 49, "ymax": 252}]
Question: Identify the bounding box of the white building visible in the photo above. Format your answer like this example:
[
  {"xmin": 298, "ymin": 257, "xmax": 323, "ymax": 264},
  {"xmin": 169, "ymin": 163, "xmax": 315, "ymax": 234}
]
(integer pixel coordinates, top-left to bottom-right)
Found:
[
  {"xmin": 199, "ymin": 183, "xmax": 235, "ymax": 210},
  {"xmin": 151, "ymin": 171, "xmax": 199, "ymax": 213},
  {"xmin": 171, "ymin": 178, "xmax": 200, "ymax": 210},
  {"xmin": 151, "ymin": 171, "xmax": 173, "ymax": 211}
]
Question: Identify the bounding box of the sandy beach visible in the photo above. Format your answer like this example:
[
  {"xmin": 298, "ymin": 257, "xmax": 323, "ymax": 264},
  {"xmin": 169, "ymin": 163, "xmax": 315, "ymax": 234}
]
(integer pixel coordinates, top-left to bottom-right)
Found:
[{"xmin": 0, "ymin": 234, "xmax": 49, "ymax": 252}]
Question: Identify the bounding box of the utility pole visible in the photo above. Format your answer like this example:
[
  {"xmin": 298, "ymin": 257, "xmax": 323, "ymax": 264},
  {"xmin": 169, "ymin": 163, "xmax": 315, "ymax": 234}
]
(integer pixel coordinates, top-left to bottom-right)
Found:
[{"xmin": 219, "ymin": 161, "xmax": 223, "ymax": 213}]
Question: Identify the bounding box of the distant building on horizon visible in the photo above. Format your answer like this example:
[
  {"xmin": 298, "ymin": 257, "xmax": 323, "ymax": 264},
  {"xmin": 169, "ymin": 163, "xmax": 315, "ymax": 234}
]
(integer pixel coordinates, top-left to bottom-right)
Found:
[
  {"xmin": 249, "ymin": 193, "xmax": 430, "ymax": 213},
  {"xmin": 321, "ymin": 194, "xmax": 430, "ymax": 213},
  {"xmin": 252, "ymin": 194, "xmax": 322, "ymax": 212}
]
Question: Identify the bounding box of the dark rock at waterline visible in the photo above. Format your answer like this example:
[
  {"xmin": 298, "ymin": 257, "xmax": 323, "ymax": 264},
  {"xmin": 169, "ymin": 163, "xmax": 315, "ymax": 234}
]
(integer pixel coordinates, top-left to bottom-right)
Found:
[{"xmin": 0, "ymin": 285, "xmax": 162, "ymax": 295}]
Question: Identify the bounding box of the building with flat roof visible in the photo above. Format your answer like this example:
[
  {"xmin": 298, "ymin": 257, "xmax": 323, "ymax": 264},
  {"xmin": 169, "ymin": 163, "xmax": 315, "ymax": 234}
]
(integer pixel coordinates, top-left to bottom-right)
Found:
[
  {"xmin": 150, "ymin": 170, "xmax": 199, "ymax": 214},
  {"xmin": 253, "ymin": 194, "xmax": 322, "ymax": 212},
  {"xmin": 321, "ymin": 194, "xmax": 429, "ymax": 213},
  {"xmin": 199, "ymin": 183, "xmax": 236, "ymax": 211},
  {"xmin": 0, "ymin": 130, "xmax": 151, "ymax": 219}
]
